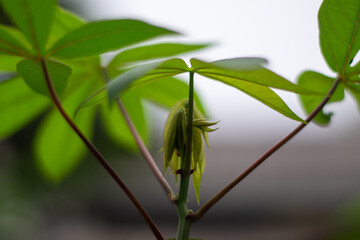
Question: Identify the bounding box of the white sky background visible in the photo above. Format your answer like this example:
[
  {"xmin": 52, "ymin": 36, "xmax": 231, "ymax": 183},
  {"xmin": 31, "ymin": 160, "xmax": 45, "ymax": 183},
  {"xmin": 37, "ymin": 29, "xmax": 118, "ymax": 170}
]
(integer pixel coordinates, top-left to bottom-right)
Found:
[{"xmin": 64, "ymin": 0, "xmax": 360, "ymax": 145}]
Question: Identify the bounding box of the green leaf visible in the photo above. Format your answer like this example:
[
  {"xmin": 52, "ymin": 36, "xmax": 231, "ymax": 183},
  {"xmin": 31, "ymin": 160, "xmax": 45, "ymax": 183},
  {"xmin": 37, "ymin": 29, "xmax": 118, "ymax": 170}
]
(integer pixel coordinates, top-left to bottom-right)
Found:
[
  {"xmin": 76, "ymin": 59, "xmax": 189, "ymax": 113},
  {"xmin": 46, "ymin": 8, "xmax": 85, "ymax": 50},
  {"xmin": 16, "ymin": 59, "xmax": 72, "ymax": 97},
  {"xmin": 318, "ymin": 0, "xmax": 360, "ymax": 74},
  {"xmin": 195, "ymin": 57, "xmax": 268, "ymax": 71},
  {"xmin": 107, "ymin": 61, "xmax": 163, "ymax": 102},
  {"xmin": 130, "ymin": 77, "xmax": 206, "ymax": 113},
  {"xmin": 0, "ymin": 76, "xmax": 49, "ymax": 139},
  {"xmin": 48, "ymin": 19, "xmax": 177, "ymax": 59},
  {"xmin": 34, "ymin": 83, "xmax": 96, "ymax": 182},
  {"xmin": 107, "ymin": 43, "xmax": 209, "ymax": 71},
  {"xmin": 298, "ymin": 71, "xmax": 345, "ymax": 125},
  {"xmin": 191, "ymin": 58, "xmax": 311, "ymax": 94},
  {"xmin": 0, "ymin": 0, "xmax": 57, "ymax": 55},
  {"xmin": 347, "ymin": 83, "xmax": 360, "ymax": 111},
  {"xmin": 0, "ymin": 25, "xmax": 32, "ymax": 56},
  {"xmin": 101, "ymin": 92, "xmax": 148, "ymax": 151},
  {"xmin": 0, "ymin": 55, "xmax": 23, "ymax": 72}
]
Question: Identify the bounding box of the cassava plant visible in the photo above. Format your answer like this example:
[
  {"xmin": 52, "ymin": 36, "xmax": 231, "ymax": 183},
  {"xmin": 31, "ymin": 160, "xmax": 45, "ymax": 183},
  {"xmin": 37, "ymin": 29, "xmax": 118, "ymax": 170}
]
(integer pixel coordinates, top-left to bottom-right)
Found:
[{"xmin": 0, "ymin": 0, "xmax": 359, "ymax": 239}]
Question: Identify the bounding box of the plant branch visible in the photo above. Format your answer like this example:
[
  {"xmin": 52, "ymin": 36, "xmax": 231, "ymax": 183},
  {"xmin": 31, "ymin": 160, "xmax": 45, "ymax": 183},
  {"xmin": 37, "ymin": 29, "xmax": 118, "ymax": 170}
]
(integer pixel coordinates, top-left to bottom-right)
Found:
[
  {"xmin": 190, "ymin": 77, "xmax": 342, "ymax": 222},
  {"xmin": 100, "ymin": 67, "xmax": 176, "ymax": 201},
  {"xmin": 116, "ymin": 99, "xmax": 176, "ymax": 201},
  {"xmin": 40, "ymin": 60, "xmax": 164, "ymax": 240}
]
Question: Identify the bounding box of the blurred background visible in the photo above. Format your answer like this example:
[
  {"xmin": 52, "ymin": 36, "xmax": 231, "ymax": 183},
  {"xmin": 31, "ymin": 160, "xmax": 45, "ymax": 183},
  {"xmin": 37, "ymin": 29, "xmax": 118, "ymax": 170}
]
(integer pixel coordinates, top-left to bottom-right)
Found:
[{"xmin": 1, "ymin": 0, "xmax": 360, "ymax": 239}]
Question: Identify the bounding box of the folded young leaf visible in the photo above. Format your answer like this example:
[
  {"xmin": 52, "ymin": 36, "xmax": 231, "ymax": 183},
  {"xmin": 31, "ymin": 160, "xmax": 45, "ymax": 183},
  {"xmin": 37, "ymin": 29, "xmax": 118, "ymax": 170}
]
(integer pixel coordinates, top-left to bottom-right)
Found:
[
  {"xmin": 0, "ymin": 25, "xmax": 32, "ymax": 57},
  {"xmin": 107, "ymin": 43, "xmax": 210, "ymax": 71},
  {"xmin": 17, "ymin": 59, "xmax": 72, "ymax": 97},
  {"xmin": 0, "ymin": 76, "xmax": 49, "ymax": 139},
  {"xmin": 48, "ymin": 19, "xmax": 178, "ymax": 59},
  {"xmin": 0, "ymin": 0, "xmax": 57, "ymax": 56},
  {"xmin": 318, "ymin": 0, "xmax": 360, "ymax": 74},
  {"xmin": 34, "ymin": 82, "xmax": 96, "ymax": 182},
  {"xmin": 191, "ymin": 58, "xmax": 312, "ymax": 94},
  {"xmin": 101, "ymin": 92, "xmax": 148, "ymax": 151},
  {"xmin": 298, "ymin": 71, "xmax": 345, "ymax": 125}
]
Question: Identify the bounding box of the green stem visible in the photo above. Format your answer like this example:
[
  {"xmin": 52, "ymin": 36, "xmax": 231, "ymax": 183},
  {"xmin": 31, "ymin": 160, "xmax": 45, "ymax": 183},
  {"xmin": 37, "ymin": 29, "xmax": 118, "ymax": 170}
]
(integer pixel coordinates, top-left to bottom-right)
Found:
[
  {"xmin": 41, "ymin": 60, "xmax": 164, "ymax": 240},
  {"xmin": 176, "ymin": 72, "xmax": 195, "ymax": 240},
  {"xmin": 190, "ymin": 77, "xmax": 342, "ymax": 222}
]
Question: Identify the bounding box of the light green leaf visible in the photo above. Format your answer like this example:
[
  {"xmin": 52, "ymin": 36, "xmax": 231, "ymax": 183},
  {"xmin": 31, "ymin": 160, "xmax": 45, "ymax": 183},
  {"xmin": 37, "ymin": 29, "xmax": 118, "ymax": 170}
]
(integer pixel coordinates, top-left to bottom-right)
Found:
[
  {"xmin": 191, "ymin": 58, "xmax": 311, "ymax": 94},
  {"xmin": 34, "ymin": 83, "xmax": 96, "ymax": 182},
  {"xmin": 194, "ymin": 57, "xmax": 268, "ymax": 71},
  {"xmin": 0, "ymin": 0, "xmax": 57, "ymax": 55},
  {"xmin": 347, "ymin": 83, "xmax": 360, "ymax": 111},
  {"xmin": 107, "ymin": 61, "xmax": 163, "ymax": 102},
  {"xmin": 16, "ymin": 59, "xmax": 72, "ymax": 97},
  {"xmin": 46, "ymin": 8, "xmax": 85, "ymax": 50},
  {"xmin": 101, "ymin": 92, "xmax": 148, "ymax": 151},
  {"xmin": 48, "ymin": 19, "xmax": 177, "ymax": 59},
  {"xmin": 0, "ymin": 55, "xmax": 23, "ymax": 72},
  {"xmin": 0, "ymin": 76, "xmax": 49, "ymax": 139},
  {"xmin": 107, "ymin": 43, "xmax": 209, "ymax": 71},
  {"xmin": 298, "ymin": 71, "xmax": 345, "ymax": 125},
  {"xmin": 318, "ymin": 0, "xmax": 360, "ymax": 74},
  {"xmin": 0, "ymin": 25, "xmax": 32, "ymax": 56},
  {"xmin": 130, "ymin": 77, "xmax": 206, "ymax": 113}
]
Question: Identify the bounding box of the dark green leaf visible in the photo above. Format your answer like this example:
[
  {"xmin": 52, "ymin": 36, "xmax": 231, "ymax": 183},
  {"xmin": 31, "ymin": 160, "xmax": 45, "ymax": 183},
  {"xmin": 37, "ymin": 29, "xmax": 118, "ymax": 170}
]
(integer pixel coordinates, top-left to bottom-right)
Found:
[
  {"xmin": 48, "ymin": 19, "xmax": 177, "ymax": 59},
  {"xmin": 107, "ymin": 43, "xmax": 209, "ymax": 71},
  {"xmin": 101, "ymin": 92, "xmax": 148, "ymax": 151},
  {"xmin": 46, "ymin": 8, "xmax": 85, "ymax": 50},
  {"xmin": 0, "ymin": 25, "xmax": 32, "ymax": 56},
  {"xmin": 318, "ymin": 0, "xmax": 360, "ymax": 74},
  {"xmin": 0, "ymin": 0, "xmax": 57, "ymax": 55},
  {"xmin": 298, "ymin": 71, "xmax": 345, "ymax": 125},
  {"xmin": 191, "ymin": 58, "xmax": 312, "ymax": 94},
  {"xmin": 0, "ymin": 76, "xmax": 49, "ymax": 139},
  {"xmin": 34, "ymin": 83, "xmax": 96, "ymax": 182},
  {"xmin": 16, "ymin": 59, "xmax": 72, "ymax": 97}
]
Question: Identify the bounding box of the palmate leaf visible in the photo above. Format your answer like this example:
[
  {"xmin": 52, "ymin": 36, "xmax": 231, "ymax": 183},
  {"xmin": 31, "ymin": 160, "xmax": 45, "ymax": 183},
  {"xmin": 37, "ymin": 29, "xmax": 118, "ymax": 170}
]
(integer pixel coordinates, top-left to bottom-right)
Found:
[
  {"xmin": 34, "ymin": 82, "xmax": 96, "ymax": 182},
  {"xmin": 298, "ymin": 71, "xmax": 345, "ymax": 125},
  {"xmin": 47, "ymin": 19, "xmax": 178, "ymax": 59},
  {"xmin": 107, "ymin": 43, "xmax": 210, "ymax": 72},
  {"xmin": 130, "ymin": 77, "xmax": 206, "ymax": 113},
  {"xmin": 347, "ymin": 83, "xmax": 360, "ymax": 111},
  {"xmin": 0, "ymin": 25, "xmax": 32, "ymax": 56},
  {"xmin": 318, "ymin": 0, "xmax": 360, "ymax": 75},
  {"xmin": 16, "ymin": 59, "xmax": 72, "ymax": 97},
  {"xmin": 191, "ymin": 58, "xmax": 311, "ymax": 94},
  {"xmin": 189, "ymin": 58, "xmax": 306, "ymax": 122},
  {"xmin": 0, "ymin": 0, "xmax": 57, "ymax": 56},
  {"xmin": 46, "ymin": 8, "xmax": 85, "ymax": 50},
  {"xmin": 0, "ymin": 76, "xmax": 49, "ymax": 139}
]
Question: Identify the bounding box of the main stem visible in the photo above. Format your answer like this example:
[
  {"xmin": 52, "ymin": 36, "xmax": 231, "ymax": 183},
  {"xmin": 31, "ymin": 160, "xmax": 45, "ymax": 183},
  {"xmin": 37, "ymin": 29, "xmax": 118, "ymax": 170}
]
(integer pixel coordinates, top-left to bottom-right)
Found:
[
  {"xmin": 176, "ymin": 72, "xmax": 195, "ymax": 240},
  {"xmin": 191, "ymin": 77, "xmax": 342, "ymax": 222},
  {"xmin": 40, "ymin": 60, "xmax": 164, "ymax": 240}
]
